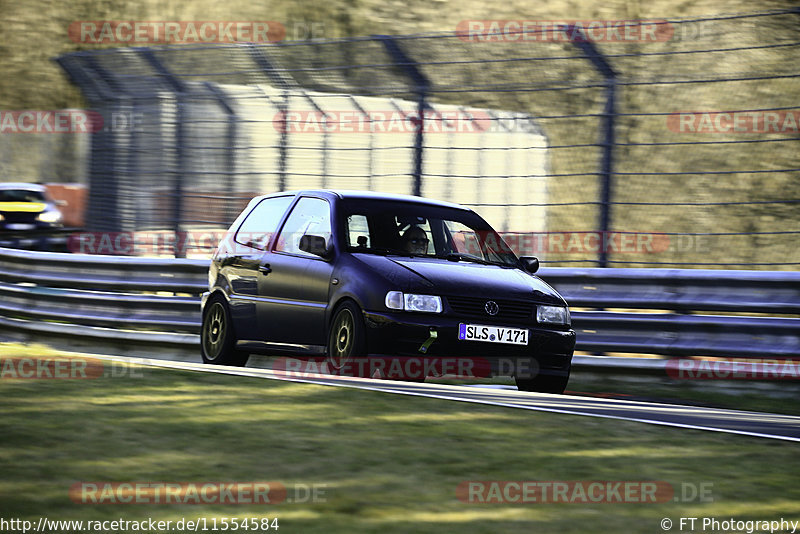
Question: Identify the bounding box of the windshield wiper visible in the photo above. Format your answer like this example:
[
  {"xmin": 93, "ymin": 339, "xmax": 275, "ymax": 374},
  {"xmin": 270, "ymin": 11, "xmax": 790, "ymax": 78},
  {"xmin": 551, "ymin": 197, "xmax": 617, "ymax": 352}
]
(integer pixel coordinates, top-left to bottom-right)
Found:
[
  {"xmin": 443, "ymin": 252, "xmax": 516, "ymax": 267},
  {"xmin": 357, "ymin": 248, "xmax": 508, "ymax": 265},
  {"xmin": 442, "ymin": 252, "xmax": 491, "ymax": 264},
  {"xmin": 355, "ymin": 246, "xmax": 413, "ymax": 257}
]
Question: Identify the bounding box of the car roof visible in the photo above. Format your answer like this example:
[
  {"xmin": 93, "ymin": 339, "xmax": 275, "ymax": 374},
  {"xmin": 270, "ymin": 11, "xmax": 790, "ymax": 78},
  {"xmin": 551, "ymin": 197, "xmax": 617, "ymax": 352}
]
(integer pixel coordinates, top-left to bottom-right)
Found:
[
  {"xmin": 0, "ymin": 183, "xmax": 47, "ymax": 192},
  {"xmin": 255, "ymin": 189, "xmax": 471, "ymax": 211}
]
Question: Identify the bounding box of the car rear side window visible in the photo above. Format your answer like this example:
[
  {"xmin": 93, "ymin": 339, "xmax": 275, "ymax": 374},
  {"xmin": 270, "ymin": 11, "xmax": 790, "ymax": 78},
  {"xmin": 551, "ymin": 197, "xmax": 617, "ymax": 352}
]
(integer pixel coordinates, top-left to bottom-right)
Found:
[
  {"xmin": 275, "ymin": 197, "xmax": 332, "ymax": 256},
  {"xmin": 235, "ymin": 196, "xmax": 293, "ymax": 250},
  {"xmin": 346, "ymin": 214, "xmax": 371, "ymax": 248}
]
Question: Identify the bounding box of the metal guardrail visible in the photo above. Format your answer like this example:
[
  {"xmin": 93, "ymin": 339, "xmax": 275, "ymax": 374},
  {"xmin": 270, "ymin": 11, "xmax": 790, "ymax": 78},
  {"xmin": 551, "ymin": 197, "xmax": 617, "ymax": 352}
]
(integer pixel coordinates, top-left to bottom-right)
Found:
[
  {"xmin": 544, "ymin": 268, "xmax": 800, "ymax": 314},
  {"xmin": 1, "ymin": 247, "xmax": 798, "ymax": 374},
  {"xmin": 549, "ymin": 268, "xmax": 800, "ymax": 359}
]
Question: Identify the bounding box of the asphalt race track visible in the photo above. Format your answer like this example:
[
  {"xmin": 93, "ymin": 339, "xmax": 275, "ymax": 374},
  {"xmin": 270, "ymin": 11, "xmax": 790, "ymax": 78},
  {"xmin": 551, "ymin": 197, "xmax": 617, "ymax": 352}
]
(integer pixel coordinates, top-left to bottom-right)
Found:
[{"xmin": 86, "ymin": 353, "xmax": 800, "ymax": 442}]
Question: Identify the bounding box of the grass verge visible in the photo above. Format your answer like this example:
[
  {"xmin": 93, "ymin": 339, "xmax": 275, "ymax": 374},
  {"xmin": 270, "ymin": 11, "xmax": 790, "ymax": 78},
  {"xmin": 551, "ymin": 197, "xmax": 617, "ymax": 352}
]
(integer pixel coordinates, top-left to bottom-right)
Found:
[{"xmin": 0, "ymin": 343, "xmax": 798, "ymax": 533}]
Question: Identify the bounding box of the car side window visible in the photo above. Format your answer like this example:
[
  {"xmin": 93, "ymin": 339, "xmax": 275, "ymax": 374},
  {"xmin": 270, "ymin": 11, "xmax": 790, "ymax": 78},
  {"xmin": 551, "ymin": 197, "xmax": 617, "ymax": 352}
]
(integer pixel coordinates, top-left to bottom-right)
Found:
[
  {"xmin": 275, "ymin": 197, "xmax": 332, "ymax": 256},
  {"xmin": 234, "ymin": 196, "xmax": 293, "ymax": 250},
  {"xmin": 346, "ymin": 214, "xmax": 370, "ymax": 248}
]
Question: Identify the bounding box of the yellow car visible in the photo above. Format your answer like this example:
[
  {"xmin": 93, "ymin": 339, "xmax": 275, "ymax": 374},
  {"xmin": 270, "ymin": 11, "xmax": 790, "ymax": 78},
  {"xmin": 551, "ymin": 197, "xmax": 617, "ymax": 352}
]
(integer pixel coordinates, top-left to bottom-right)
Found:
[{"xmin": 0, "ymin": 183, "xmax": 64, "ymax": 231}]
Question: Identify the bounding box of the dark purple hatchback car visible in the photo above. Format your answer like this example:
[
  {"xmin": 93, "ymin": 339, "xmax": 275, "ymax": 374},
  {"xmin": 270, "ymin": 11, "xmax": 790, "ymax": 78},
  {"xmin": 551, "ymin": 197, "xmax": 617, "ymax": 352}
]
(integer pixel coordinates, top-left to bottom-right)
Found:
[{"xmin": 201, "ymin": 190, "xmax": 575, "ymax": 393}]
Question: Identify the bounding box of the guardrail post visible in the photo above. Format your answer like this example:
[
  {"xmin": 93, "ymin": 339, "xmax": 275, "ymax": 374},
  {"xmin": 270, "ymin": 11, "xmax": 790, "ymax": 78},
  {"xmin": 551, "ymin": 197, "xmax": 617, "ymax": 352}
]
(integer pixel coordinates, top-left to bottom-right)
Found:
[
  {"xmin": 376, "ymin": 36, "xmax": 430, "ymax": 197},
  {"xmin": 568, "ymin": 27, "xmax": 617, "ymax": 267}
]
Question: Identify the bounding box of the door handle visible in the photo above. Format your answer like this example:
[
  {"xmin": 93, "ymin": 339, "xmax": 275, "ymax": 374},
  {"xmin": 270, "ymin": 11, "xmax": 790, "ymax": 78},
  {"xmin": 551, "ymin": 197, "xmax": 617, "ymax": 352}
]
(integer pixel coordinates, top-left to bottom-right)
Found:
[{"xmin": 258, "ymin": 264, "xmax": 272, "ymax": 274}]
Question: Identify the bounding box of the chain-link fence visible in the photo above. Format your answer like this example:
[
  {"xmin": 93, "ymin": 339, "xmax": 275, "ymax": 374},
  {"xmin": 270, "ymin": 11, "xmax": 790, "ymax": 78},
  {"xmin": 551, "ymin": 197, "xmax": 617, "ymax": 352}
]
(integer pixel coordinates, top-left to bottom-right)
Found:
[{"xmin": 57, "ymin": 9, "xmax": 800, "ymax": 266}]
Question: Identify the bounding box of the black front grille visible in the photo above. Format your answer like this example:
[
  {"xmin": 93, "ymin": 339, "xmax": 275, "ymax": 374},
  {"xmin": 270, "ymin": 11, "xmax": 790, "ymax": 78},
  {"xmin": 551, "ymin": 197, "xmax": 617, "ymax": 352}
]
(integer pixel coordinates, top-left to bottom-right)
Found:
[
  {"xmin": 0, "ymin": 211, "xmax": 37, "ymax": 223},
  {"xmin": 446, "ymin": 296, "xmax": 534, "ymax": 320}
]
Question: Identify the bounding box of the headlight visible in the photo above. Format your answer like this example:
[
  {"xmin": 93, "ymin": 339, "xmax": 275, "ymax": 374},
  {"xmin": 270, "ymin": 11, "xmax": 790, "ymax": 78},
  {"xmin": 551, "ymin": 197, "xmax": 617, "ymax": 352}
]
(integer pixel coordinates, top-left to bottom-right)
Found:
[
  {"xmin": 405, "ymin": 294, "xmax": 442, "ymax": 313},
  {"xmin": 385, "ymin": 291, "xmax": 442, "ymax": 313},
  {"xmin": 537, "ymin": 305, "xmax": 570, "ymax": 325},
  {"xmin": 37, "ymin": 210, "xmax": 62, "ymax": 223}
]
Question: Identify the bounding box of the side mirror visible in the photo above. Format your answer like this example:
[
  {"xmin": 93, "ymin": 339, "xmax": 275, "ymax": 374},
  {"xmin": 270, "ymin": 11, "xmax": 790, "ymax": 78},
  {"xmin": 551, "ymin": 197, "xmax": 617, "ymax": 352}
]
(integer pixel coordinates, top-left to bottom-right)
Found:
[
  {"xmin": 519, "ymin": 256, "xmax": 539, "ymax": 274},
  {"xmin": 299, "ymin": 234, "xmax": 332, "ymax": 259}
]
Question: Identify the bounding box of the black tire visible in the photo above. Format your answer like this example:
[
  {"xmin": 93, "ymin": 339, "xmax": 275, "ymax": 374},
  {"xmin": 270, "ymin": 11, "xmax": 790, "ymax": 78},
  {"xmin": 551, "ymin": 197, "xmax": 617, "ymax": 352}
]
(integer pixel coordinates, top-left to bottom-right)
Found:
[
  {"xmin": 326, "ymin": 301, "xmax": 368, "ymax": 377},
  {"xmin": 201, "ymin": 296, "xmax": 249, "ymax": 366},
  {"xmin": 515, "ymin": 367, "xmax": 570, "ymax": 394}
]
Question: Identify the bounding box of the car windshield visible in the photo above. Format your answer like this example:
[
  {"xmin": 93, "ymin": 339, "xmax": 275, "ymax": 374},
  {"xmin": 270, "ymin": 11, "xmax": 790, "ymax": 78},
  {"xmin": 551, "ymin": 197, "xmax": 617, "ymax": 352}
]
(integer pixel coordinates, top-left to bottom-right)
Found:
[
  {"xmin": 342, "ymin": 200, "xmax": 519, "ymax": 267},
  {"xmin": 0, "ymin": 189, "xmax": 46, "ymax": 202}
]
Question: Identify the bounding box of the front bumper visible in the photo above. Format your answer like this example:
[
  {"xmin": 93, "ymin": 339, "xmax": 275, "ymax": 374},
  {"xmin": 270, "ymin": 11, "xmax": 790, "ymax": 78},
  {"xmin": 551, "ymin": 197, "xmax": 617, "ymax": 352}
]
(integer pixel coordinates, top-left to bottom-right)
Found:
[
  {"xmin": 0, "ymin": 221, "xmax": 62, "ymax": 231},
  {"xmin": 0, "ymin": 226, "xmax": 70, "ymax": 251},
  {"xmin": 362, "ymin": 310, "xmax": 576, "ymax": 378}
]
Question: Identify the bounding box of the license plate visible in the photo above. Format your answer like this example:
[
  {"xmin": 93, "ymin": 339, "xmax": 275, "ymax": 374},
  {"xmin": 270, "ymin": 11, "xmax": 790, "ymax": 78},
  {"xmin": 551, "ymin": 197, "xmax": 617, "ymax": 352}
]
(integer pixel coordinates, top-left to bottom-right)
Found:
[
  {"xmin": 458, "ymin": 323, "xmax": 528, "ymax": 345},
  {"xmin": 6, "ymin": 224, "xmax": 35, "ymax": 230}
]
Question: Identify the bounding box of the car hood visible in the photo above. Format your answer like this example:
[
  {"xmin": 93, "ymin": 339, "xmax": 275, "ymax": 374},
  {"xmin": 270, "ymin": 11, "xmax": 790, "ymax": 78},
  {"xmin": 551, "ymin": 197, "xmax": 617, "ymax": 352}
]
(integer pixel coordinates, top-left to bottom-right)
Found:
[{"xmin": 354, "ymin": 254, "xmax": 566, "ymax": 305}]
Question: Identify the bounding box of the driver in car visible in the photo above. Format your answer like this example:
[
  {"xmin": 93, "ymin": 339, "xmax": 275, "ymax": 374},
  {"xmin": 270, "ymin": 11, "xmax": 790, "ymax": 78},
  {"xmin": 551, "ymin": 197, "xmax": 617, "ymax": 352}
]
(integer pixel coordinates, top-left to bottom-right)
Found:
[{"xmin": 401, "ymin": 225, "xmax": 429, "ymax": 255}]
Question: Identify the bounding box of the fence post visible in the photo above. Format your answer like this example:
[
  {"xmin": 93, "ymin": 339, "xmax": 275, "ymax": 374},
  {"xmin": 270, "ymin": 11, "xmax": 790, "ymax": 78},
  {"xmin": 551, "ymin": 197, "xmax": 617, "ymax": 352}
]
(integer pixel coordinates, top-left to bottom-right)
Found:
[
  {"xmin": 376, "ymin": 36, "xmax": 429, "ymax": 197},
  {"xmin": 568, "ymin": 27, "xmax": 617, "ymax": 267},
  {"xmin": 246, "ymin": 44, "xmax": 296, "ymax": 192},
  {"xmin": 302, "ymin": 92, "xmax": 329, "ymax": 188},
  {"xmin": 347, "ymin": 95, "xmax": 374, "ymax": 189},
  {"xmin": 204, "ymin": 82, "xmax": 238, "ymax": 224},
  {"xmin": 138, "ymin": 49, "xmax": 188, "ymax": 258},
  {"xmin": 54, "ymin": 55, "xmax": 126, "ymax": 233}
]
